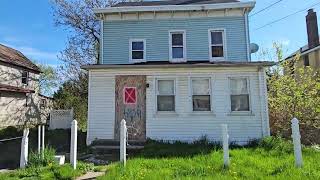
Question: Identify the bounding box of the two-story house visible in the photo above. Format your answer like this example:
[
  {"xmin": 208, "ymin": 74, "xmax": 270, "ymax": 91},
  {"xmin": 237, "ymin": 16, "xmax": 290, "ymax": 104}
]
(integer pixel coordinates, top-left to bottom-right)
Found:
[
  {"xmin": 0, "ymin": 44, "xmax": 53, "ymax": 128},
  {"xmin": 82, "ymin": 0, "xmax": 274, "ymax": 145}
]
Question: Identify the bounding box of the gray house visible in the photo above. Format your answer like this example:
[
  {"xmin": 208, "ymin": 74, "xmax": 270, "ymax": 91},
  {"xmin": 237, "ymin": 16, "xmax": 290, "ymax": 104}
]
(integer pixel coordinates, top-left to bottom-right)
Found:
[
  {"xmin": 82, "ymin": 0, "xmax": 273, "ymax": 145},
  {"xmin": 0, "ymin": 44, "xmax": 52, "ymax": 128}
]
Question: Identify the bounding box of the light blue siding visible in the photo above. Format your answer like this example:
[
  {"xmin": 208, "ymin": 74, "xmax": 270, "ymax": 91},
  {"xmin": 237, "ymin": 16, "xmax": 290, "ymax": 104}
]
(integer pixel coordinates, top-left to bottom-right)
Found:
[{"xmin": 102, "ymin": 17, "xmax": 248, "ymax": 64}]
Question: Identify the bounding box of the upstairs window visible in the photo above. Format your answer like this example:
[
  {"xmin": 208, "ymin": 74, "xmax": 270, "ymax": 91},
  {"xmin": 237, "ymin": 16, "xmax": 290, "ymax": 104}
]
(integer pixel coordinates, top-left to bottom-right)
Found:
[
  {"xmin": 230, "ymin": 78, "xmax": 250, "ymax": 112},
  {"xmin": 192, "ymin": 78, "xmax": 211, "ymax": 111},
  {"xmin": 22, "ymin": 71, "xmax": 29, "ymax": 85},
  {"xmin": 129, "ymin": 39, "xmax": 146, "ymax": 63},
  {"xmin": 169, "ymin": 30, "xmax": 186, "ymax": 62},
  {"xmin": 304, "ymin": 55, "xmax": 310, "ymax": 66},
  {"xmin": 157, "ymin": 80, "xmax": 175, "ymax": 111},
  {"xmin": 209, "ymin": 29, "xmax": 226, "ymax": 61}
]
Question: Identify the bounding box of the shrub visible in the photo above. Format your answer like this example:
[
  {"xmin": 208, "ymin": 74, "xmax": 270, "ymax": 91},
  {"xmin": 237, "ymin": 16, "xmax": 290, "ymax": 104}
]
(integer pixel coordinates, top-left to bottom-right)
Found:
[
  {"xmin": 259, "ymin": 136, "xmax": 293, "ymax": 154},
  {"xmin": 28, "ymin": 147, "xmax": 56, "ymax": 167}
]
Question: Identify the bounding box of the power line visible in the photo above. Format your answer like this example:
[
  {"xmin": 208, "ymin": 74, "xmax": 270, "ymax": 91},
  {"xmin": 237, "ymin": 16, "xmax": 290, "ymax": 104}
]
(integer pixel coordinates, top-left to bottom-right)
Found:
[
  {"xmin": 254, "ymin": 1, "xmax": 320, "ymax": 31},
  {"xmin": 250, "ymin": 0, "xmax": 284, "ymax": 17}
]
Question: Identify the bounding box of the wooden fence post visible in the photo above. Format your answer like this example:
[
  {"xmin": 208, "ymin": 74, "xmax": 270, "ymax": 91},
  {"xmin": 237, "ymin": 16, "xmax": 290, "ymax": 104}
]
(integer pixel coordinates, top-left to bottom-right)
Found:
[
  {"xmin": 70, "ymin": 120, "xmax": 78, "ymax": 169},
  {"xmin": 291, "ymin": 118, "xmax": 303, "ymax": 167},
  {"xmin": 221, "ymin": 124, "xmax": 230, "ymax": 168},
  {"xmin": 20, "ymin": 128, "xmax": 29, "ymax": 168},
  {"xmin": 120, "ymin": 119, "xmax": 127, "ymax": 166}
]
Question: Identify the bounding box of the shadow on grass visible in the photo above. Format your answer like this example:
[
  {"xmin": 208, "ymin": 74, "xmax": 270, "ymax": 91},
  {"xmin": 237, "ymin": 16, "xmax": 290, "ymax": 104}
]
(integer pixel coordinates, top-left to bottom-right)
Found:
[{"xmin": 132, "ymin": 136, "xmax": 293, "ymax": 159}]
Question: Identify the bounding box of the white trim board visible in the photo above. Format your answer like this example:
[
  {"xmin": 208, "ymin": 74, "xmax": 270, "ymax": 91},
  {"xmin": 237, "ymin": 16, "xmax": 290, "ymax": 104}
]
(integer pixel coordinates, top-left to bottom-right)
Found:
[{"xmin": 94, "ymin": 2, "xmax": 255, "ymax": 14}]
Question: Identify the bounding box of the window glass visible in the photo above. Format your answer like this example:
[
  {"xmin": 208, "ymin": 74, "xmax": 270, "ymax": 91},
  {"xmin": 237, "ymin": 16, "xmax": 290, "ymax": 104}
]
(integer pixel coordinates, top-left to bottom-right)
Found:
[
  {"xmin": 211, "ymin": 32, "xmax": 223, "ymax": 44},
  {"xmin": 230, "ymin": 78, "xmax": 250, "ymax": 111},
  {"xmin": 304, "ymin": 55, "xmax": 310, "ymax": 66},
  {"xmin": 157, "ymin": 80, "xmax": 175, "ymax": 111},
  {"xmin": 132, "ymin": 41, "xmax": 144, "ymax": 50},
  {"xmin": 192, "ymin": 78, "xmax": 210, "ymax": 111},
  {"xmin": 172, "ymin": 34, "xmax": 183, "ymax": 46},
  {"xmin": 211, "ymin": 46, "xmax": 224, "ymax": 57},
  {"xmin": 132, "ymin": 51, "xmax": 143, "ymax": 59},
  {"xmin": 172, "ymin": 47, "xmax": 183, "ymax": 59}
]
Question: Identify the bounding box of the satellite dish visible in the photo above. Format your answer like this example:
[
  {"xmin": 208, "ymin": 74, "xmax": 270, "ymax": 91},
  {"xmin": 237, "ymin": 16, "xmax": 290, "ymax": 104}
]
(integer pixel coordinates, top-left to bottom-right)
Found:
[{"xmin": 250, "ymin": 43, "xmax": 259, "ymax": 54}]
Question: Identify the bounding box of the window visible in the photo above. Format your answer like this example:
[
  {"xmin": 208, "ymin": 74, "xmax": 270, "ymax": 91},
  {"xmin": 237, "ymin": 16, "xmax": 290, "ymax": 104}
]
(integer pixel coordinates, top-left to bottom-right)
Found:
[
  {"xmin": 192, "ymin": 78, "xmax": 211, "ymax": 111},
  {"xmin": 304, "ymin": 55, "xmax": 310, "ymax": 66},
  {"xmin": 40, "ymin": 99, "xmax": 46, "ymax": 108},
  {"xmin": 169, "ymin": 30, "xmax": 186, "ymax": 62},
  {"xmin": 129, "ymin": 39, "xmax": 146, "ymax": 62},
  {"xmin": 230, "ymin": 78, "xmax": 250, "ymax": 112},
  {"xmin": 209, "ymin": 29, "xmax": 226, "ymax": 61},
  {"xmin": 157, "ymin": 80, "xmax": 175, "ymax": 111},
  {"xmin": 22, "ymin": 71, "xmax": 29, "ymax": 85}
]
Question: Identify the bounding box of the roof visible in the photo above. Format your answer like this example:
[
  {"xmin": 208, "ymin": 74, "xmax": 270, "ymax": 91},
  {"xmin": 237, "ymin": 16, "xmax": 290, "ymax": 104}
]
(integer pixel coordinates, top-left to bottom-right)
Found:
[
  {"xmin": 0, "ymin": 44, "xmax": 41, "ymax": 73},
  {"xmin": 113, "ymin": 0, "xmax": 239, "ymax": 7},
  {"xmin": 0, "ymin": 84, "xmax": 35, "ymax": 93},
  {"xmin": 82, "ymin": 61, "xmax": 276, "ymax": 70},
  {"xmin": 94, "ymin": 1, "xmax": 255, "ymax": 14},
  {"xmin": 285, "ymin": 38, "xmax": 320, "ymax": 60}
]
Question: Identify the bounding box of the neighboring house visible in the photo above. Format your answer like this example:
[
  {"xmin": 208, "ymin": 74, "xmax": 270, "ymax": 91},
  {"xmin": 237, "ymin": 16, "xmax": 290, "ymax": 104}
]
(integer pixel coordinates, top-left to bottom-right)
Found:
[
  {"xmin": 285, "ymin": 9, "xmax": 320, "ymax": 74},
  {"xmin": 82, "ymin": 0, "xmax": 274, "ymax": 145},
  {"xmin": 0, "ymin": 44, "xmax": 53, "ymax": 128}
]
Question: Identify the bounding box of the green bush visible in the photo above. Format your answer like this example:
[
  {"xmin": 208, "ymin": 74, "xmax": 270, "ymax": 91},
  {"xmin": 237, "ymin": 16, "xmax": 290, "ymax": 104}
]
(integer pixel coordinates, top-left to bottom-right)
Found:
[
  {"xmin": 259, "ymin": 136, "xmax": 293, "ymax": 154},
  {"xmin": 28, "ymin": 147, "xmax": 56, "ymax": 167}
]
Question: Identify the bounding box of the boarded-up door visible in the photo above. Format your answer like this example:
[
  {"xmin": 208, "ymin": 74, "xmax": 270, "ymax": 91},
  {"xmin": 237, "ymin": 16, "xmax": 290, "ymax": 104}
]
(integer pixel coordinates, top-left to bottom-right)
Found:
[{"xmin": 115, "ymin": 75, "xmax": 146, "ymax": 141}]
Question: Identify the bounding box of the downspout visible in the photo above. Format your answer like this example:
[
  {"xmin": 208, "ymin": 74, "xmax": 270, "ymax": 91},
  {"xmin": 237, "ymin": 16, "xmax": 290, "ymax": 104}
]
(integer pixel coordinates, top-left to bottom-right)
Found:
[
  {"xmin": 244, "ymin": 9, "xmax": 251, "ymax": 61},
  {"xmin": 258, "ymin": 67, "xmax": 271, "ymax": 137}
]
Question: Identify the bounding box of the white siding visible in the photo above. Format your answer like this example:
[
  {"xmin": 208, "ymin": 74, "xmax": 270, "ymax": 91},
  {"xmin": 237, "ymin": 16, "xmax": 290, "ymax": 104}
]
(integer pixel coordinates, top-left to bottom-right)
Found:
[
  {"xmin": 87, "ymin": 71, "xmax": 115, "ymax": 144},
  {"xmin": 87, "ymin": 66, "xmax": 269, "ymax": 144}
]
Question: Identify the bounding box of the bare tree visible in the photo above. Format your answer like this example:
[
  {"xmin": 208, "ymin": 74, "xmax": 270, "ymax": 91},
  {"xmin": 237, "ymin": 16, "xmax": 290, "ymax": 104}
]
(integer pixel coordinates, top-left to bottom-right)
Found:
[{"xmin": 51, "ymin": 0, "xmax": 118, "ymax": 79}]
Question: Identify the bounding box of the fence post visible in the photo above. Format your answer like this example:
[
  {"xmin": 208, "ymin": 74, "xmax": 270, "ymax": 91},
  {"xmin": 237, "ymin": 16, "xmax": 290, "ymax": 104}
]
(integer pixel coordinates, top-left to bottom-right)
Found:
[
  {"xmin": 120, "ymin": 119, "xmax": 127, "ymax": 166},
  {"xmin": 20, "ymin": 128, "xmax": 29, "ymax": 168},
  {"xmin": 38, "ymin": 125, "xmax": 41, "ymax": 155},
  {"xmin": 70, "ymin": 120, "xmax": 78, "ymax": 169},
  {"xmin": 41, "ymin": 125, "xmax": 45, "ymax": 159},
  {"xmin": 221, "ymin": 124, "xmax": 230, "ymax": 168},
  {"xmin": 291, "ymin": 118, "xmax": 303, "ymax": 167}
]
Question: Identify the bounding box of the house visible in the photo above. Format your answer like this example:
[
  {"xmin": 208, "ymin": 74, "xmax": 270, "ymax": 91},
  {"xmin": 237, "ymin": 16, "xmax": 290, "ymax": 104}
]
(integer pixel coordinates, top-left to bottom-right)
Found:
[
  {"xmin": 285, "ymin": 9, "xmax": 320, "ymax": 74},
  {"xmin": 0, "ymin": 44, "xmax": 53, "ymax": 128},
  {"xmin": 82, "ymin": 0, "xmax": 274, "ymax": 145}
]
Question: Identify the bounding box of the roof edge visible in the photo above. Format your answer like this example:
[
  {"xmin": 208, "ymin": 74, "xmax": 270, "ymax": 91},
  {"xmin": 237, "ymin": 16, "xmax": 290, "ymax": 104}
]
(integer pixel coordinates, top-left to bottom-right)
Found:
[
  {"xmin": 81, "ymin": 61, "xmax": 275, "ymax": 70},
  {"xmin": 94, "ymin": 1, "xmax": 256, "ymax": 14}
]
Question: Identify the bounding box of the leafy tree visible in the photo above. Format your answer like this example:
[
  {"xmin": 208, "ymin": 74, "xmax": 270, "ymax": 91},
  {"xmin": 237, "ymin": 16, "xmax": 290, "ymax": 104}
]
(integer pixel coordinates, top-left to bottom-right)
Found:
[
  {"xmin": 37, "ymin": 64, "xmax": 58, "ymax": 96},
  {"xmin": 53, "ymin": 73, "xmax": 88, "ymax": 130},
  {"xmin": 266, "ymin": 43, "xmax": 320, "ymax": 144}
]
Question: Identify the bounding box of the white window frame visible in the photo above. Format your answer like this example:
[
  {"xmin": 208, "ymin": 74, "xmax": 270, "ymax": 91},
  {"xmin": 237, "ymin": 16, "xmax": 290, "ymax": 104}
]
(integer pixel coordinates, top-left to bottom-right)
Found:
[
  {"xmin": 190, "ymin": 77, "xmax": 212, "ymax": 112},
  {"xmin": 156, "ymin": 78, "xmax": 176, "ymax": 112},
  {"xmin": 129, "ymin": 38, "xmax": 146, "ymax": 63},
  {"xmin": 228, "ymin": 77, "xmax": 252, "ymax": 113},
  {"xmin": 169, "ymin": 30, "xmax": 187, "ymax": 62},
  {"xmin": 208, "ymin": 28, "xmax": 227, "ymax": 62}
]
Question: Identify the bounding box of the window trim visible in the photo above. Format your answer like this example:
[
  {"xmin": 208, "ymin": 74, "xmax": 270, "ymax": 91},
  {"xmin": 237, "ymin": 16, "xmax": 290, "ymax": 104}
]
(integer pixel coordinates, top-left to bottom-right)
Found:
[
  {"xmin": 228, "ymin": 77, "xmax": 252, "ymax": 113},
  {"xmin": 208, "ymin": 28, "xmax": 227, "ymax": 62},
  {"xmin": 129, "ymin": 38, "xmax": 146, "ymax": 63},
  {"xmin": 156, "ymin": 78, "xmax": 176, "ymax": 112},
  {"xmin": 169, "ymin": 30, "xmax": 187, "ymax": 62},
  {"xmin": 190, "ymin": 77, "xmax": 212, "ymax": 112},
  {"xmin": 21, "ymin": 71, "xmax": 29, "ymax": 85}
]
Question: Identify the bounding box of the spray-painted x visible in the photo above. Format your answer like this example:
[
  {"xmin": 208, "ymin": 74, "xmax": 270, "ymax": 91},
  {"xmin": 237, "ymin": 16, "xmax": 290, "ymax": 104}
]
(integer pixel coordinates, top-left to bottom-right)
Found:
[{"xmin": 124, "ymin": 87, "xmax": 136, "ymax": 104}]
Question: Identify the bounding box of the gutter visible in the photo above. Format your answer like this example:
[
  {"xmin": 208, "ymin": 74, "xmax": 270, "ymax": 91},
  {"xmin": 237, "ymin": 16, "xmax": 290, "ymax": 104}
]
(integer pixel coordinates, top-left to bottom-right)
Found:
[
  {"xmin": 94, "ymin": 1, "xmax": 256, "ymax": 14},
  {"xmin": 81, "ymin": 61, "xmax": 276, "ymax": 70}
]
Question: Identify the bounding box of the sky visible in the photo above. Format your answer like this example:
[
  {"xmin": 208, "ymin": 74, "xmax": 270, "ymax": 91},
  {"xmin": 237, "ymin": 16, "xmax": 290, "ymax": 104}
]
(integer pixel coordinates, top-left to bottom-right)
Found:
[{"xmin": 0, "ymin": 0, "xmax": 320, "ymax": 66}]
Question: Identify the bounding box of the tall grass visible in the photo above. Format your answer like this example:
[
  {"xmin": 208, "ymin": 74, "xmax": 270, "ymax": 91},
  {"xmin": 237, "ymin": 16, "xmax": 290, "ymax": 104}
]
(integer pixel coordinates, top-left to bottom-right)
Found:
[{"xmin": 99, "ymin": 137, "xmax": 320, "ymax": 180}]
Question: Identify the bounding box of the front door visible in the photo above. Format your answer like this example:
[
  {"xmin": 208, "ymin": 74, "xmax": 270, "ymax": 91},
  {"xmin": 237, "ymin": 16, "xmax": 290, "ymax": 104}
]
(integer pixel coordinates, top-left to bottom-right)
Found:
[{"xmin": 114, "ymin": 75, "xmax": 146, "ymax": 141}]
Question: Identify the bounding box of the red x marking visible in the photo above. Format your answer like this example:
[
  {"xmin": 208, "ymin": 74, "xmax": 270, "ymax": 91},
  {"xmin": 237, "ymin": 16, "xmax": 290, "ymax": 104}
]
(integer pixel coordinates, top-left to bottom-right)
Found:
[{"xmin": 123, "ymin": 87, "xmax": 136, "ymax": 104}]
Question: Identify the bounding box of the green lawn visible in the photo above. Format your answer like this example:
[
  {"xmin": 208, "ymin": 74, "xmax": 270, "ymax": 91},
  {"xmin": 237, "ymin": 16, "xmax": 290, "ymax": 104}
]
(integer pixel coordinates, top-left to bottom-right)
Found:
[{"xmin": 99, "ymin": 137, "xmax": 320, "ymax": 180}]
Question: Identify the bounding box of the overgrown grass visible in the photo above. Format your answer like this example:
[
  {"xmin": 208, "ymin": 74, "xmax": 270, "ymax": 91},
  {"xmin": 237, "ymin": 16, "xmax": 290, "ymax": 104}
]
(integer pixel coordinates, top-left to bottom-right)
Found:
[
  {"xmin": 0, "ymin": 162, "xmax": 94, "ymax": 180},
  {"xmin": 99, "ymin": 137, "xmax": 320, "ymax": 179}
]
